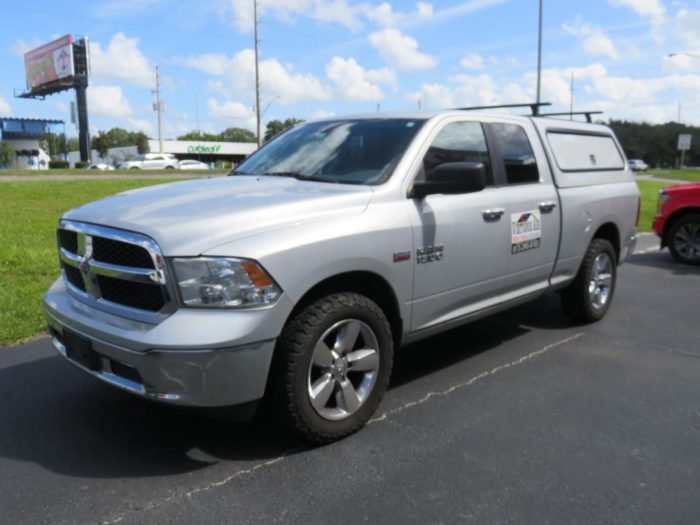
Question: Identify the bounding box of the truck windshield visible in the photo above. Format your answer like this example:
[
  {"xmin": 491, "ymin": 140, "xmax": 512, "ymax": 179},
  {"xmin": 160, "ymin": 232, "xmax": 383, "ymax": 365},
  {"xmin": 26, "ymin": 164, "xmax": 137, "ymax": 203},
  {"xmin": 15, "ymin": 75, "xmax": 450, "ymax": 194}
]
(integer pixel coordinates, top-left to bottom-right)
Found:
[{"xmin": 232, "ymin": 118, "xmax": 425, "ymax": 185}]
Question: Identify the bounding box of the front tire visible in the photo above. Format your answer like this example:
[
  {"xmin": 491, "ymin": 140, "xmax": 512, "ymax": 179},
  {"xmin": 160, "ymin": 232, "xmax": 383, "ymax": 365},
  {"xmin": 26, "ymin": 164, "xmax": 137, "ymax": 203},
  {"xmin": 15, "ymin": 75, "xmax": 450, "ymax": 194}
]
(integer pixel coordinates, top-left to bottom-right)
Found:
[
  {"xmin": 561, "ymin": 238, "xmax": 617, "ymax": 323},
  {"xmin": 269, "ymin": 292, "xmax": 393, "ymax": 444},
  {"xmin": 667, "ymin": 214, "xmax": 700, "ymax": 265}
]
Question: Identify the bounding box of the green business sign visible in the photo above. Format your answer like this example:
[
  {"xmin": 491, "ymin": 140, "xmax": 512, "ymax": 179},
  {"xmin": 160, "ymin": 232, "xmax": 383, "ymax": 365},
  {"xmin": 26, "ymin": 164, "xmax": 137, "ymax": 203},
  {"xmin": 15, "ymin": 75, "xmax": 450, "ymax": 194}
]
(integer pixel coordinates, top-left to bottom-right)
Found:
[{"xmin": 187, "ymin": 144, "xmax": 222, "ymax": 154}]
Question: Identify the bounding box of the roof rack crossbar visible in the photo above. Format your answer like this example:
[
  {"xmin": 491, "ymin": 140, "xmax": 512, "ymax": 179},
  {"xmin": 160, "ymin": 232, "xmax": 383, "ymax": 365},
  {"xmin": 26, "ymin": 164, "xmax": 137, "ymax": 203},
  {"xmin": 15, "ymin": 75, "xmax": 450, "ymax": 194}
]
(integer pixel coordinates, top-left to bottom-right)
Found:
[
  {"xmin": 537, "ymin": 111, "xmax": 603, "ymax": 123},
  {"xmin": 454, "ymin": 102, "xmax": 552, "ymax": 116}
]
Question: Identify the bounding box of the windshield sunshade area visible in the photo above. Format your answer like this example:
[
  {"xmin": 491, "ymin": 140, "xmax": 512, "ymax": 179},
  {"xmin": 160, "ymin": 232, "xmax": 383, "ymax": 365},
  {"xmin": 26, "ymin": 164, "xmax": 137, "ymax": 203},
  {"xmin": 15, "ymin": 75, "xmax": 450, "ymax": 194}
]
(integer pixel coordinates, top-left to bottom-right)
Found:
[{"xmin": 232, "ymin": 118, "xmax": 426, "ymax": 185}]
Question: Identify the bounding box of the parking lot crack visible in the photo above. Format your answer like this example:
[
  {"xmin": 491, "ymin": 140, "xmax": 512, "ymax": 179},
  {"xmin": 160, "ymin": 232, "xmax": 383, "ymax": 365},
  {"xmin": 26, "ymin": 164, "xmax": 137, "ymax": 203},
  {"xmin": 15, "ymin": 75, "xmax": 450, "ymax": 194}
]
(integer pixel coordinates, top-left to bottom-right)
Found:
[{"xmin": 368, "ymin": 332, "xmax": 585, "ymax": 424}]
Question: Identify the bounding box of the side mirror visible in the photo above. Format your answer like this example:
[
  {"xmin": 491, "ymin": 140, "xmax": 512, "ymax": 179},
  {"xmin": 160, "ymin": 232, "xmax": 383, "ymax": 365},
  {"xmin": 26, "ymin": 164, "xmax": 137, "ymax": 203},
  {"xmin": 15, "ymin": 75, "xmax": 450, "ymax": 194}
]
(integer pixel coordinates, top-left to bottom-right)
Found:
[{"xmin": 411, "ymin": 161, "xmax": 487, "ymax": 199}]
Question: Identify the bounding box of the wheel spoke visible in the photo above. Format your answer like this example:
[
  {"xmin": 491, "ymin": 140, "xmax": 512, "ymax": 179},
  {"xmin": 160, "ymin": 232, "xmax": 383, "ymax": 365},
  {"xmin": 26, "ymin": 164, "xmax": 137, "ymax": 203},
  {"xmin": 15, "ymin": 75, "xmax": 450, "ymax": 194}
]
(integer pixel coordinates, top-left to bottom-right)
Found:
[
  {"xmin": 598, "ymin": 273, "xmax": 612, "ymax": 288},
  {"xmin": 311, "ymin": 340, "xmax": 334, "ymax": 368},
  {"xmin": 337, "ymin": 379, "xmax": 361, "ymax": 414},
  {"xmin": 346, "ymin": 349, "xmax": 379, "ymax": 372},
  {"xmin": 309, "ymin": 374, "xmax": 335, "ymax": 411},
  {"xmin": 335, "ymin": 320, "xmax": 362, "ymax": 353}
]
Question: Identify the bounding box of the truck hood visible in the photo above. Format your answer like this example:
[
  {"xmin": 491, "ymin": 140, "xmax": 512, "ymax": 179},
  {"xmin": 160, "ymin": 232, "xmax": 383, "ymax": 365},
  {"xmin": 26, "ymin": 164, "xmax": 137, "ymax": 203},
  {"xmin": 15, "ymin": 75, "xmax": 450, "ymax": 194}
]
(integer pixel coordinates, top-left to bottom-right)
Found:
[{"xmin": 63, "ymin": 176, "xmax": 374, "ymax": 255}]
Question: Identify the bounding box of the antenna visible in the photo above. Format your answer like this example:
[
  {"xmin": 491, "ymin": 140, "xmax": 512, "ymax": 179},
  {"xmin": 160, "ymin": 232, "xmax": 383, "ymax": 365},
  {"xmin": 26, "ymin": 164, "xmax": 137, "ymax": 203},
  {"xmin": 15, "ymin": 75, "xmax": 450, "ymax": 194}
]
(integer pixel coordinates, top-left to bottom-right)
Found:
[{"xmin": 254, "ymin": 0, "xmax": 262, "ymax": 148}]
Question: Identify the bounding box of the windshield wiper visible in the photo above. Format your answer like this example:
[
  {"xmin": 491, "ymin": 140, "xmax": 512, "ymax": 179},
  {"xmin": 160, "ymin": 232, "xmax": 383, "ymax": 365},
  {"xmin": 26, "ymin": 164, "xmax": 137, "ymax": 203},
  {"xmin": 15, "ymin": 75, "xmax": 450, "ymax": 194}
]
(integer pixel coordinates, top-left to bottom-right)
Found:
[{"xmin": 261, "ymin": 172, "xmax": 338, "ymax": 183}]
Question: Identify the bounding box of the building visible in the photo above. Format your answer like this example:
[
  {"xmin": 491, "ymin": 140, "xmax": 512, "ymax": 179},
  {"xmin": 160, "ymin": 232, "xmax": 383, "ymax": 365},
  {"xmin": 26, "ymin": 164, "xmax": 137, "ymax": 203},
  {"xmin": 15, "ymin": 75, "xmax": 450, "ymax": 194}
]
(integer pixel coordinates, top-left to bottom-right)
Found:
[
  {"xmin": 0, "ymin": 117, "xmax": 65, "ymax": 169},
  {"xmin": 69, "ymin": 139, "xmax": 258, "ymax": 168}
]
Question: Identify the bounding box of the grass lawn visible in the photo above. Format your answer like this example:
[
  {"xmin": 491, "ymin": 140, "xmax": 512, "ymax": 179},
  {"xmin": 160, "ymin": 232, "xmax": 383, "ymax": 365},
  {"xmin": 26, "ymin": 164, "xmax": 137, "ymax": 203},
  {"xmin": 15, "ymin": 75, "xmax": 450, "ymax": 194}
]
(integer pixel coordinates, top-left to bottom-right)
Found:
[
  {"xmin": 0, "ymin": 178, "xmax": 183, "ymax": 346},
  {"xmin": 637, "ymin": 180, "xmax": 670, "ymax": 233},
  {"xmin": 646, "ymin": 169, "xmax": 700, "ymax": 182},
  {"xmin": 0, "ymin": 168, "xmax": 227, "ymax": 176},
  {"xmin": 0, "ymin": 177, "xmax": 678, "ymax": 346}
]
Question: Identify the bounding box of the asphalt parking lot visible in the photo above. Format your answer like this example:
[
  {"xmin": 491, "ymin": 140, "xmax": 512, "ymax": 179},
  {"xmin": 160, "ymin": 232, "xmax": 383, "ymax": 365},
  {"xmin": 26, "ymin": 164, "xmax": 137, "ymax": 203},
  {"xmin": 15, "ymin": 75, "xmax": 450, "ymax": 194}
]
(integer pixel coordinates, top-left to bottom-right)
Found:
[{"xmin": 1, "ymin": 234, "xmax": 699, "ymax": 525}]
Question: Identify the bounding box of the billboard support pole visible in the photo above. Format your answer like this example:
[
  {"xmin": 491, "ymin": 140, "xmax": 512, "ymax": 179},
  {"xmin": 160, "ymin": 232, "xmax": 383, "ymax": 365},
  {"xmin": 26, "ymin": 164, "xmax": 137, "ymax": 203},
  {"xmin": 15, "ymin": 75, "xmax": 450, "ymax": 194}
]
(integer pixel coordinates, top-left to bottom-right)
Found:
[{"xmin": 75, "ymin": 76, "xmax": 90, "ymax": 162}]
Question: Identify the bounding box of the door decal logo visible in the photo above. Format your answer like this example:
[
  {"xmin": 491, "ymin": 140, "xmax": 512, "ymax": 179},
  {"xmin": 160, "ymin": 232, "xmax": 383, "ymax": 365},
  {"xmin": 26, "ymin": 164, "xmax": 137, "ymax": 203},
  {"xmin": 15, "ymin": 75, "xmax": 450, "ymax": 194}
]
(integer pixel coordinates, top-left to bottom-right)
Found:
[
  {"xmin": 511, "ymin": 211, "xmax": 542, "ymax": 254},
  {"xmin": 417, "ymin": 245, "xmax": 444, "ymax": 264}
]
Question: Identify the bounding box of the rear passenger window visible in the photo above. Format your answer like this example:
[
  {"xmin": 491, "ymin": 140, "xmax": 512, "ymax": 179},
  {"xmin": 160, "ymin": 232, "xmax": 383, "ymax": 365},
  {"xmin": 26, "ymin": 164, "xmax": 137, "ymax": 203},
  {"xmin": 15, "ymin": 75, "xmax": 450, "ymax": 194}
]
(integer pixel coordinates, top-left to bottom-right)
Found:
[
  {"xmin": 491, "ymin": 123, "xmax": 539, "ymax": 184},
  {"xmin": 547, "ymin": 132, "xmax": 624, "ymax": 171},
  {"xmin": 422, "ymin": 121, "xmax": 491, "ymax": 182}
]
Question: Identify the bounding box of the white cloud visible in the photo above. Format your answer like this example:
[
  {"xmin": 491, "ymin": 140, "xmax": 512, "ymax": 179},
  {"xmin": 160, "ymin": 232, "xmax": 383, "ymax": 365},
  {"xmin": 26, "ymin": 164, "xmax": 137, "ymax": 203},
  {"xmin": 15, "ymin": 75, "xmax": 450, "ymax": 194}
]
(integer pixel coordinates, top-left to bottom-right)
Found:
[
  {"xmin": 460, "ymin": 52, "xmax": 486, "ymax": 70},
  {"xmin": 407, "ymin": 62, "xmax": 700, "ymax": 125},
  {"xmin": 9, "ymin": 37, "xmax": 43, "ymax": 58},
  {"xmin": 126, "ymin": 118, "xmax": 154, "ymax": 136},
  {"xmin": 0, "ymin": 96, "xmax": 11, "ymax": 116},
  {"xmin": 563, "ymin": 18, "xmax": 619, "ymax": 60},
  {"xmin": 309, "ymin": 109, "xmax": 336, "ymax": 119},
  {"xmin": 220, "ymin": 0, "xmax": 364, "ymax": 33},
  {"xmin": 675, "ymin": 9, "xmax": 700, "ymax": 57},
  {"xmin": 368, "ymin": 28, "xmax": 436, "ymax": 71},
  {"xmin": 326, "ymin": 57, "xmax": 396, "ymax": 101},
  {"xmin": 608, "ymin": 0, "xmax": 665, "ymax": 21},
  {"xmin": 362, "ymin": 2, "xmax": 434, "ymax": 26},
  {"xmin": 88, "ymin": 85, "xmax": 133, "ymax": 118},
  {"xmin": 207, "ymin": 98, "xmax": 257, "ymax": 131},
  {"xmin": 90, "ymin": 33, "xmax": 154, "ymax": 88},
  {"xmin": 180, "ymin": 49, "xmax": 329, "ymax": 103}
]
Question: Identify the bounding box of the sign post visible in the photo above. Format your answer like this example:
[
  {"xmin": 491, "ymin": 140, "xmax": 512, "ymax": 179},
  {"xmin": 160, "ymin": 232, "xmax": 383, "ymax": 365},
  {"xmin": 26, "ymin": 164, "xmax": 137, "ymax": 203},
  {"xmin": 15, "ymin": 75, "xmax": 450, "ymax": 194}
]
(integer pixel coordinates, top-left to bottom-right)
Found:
[{"xmin": 678, "ymin": 134, "xmax": 692, "ymax": 168}]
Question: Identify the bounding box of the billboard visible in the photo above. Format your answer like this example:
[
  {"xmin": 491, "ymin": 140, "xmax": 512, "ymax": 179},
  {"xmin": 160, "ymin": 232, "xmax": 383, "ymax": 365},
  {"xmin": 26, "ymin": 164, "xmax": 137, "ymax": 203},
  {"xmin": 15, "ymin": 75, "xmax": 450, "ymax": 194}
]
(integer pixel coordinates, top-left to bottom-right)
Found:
[
  {"xmin": 678, "ymin": 134, "xmax": 692, "ymax": 151},
  {"xmin": 24, "ymin": 34, "xmax": 74, "ymax": 90}
]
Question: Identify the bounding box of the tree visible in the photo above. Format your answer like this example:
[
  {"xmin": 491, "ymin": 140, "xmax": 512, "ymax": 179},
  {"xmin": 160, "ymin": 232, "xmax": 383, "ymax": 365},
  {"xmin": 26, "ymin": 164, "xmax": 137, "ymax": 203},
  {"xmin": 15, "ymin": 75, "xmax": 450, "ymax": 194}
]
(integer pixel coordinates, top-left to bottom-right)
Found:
[
  {"xmin": 221, "ymin": 127, "xmax": 257, "ymax": 143},
  {"xmin": 177, "ymin": 128, "xmax": 257, "ymax": 143},
  {"xmin": 264, "ymin": 118, "xmax": 304, "ymax": 142},
  {"xmin": 0, "ymin": 141, "xmax": 15, "ymax": 167},
  {"xmin": 134, "ymin": 132, "xmax": 150, "ymax": 154},
  {"xmin": 43, "ymin": 132, "xmax": 68, "ymax": 156},
  {"xmin": 91, "ymin": 128, "xmax": 152, "ymax": 157},
  {"xmin": 66, "ymin": 137, "xmax": 80, "ymax": 152},
  {"xmin": 608, "ymin": 120, "xmax": 699, "ymax": 168}
]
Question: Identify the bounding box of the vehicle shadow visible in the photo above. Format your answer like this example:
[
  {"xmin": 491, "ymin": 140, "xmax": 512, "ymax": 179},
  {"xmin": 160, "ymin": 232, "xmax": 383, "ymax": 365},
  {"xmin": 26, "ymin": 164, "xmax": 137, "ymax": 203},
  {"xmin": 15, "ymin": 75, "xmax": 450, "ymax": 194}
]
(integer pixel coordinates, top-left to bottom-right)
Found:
[{"xmin": 0, "ymin": 294, "xmax": 571, "ymax": 480}]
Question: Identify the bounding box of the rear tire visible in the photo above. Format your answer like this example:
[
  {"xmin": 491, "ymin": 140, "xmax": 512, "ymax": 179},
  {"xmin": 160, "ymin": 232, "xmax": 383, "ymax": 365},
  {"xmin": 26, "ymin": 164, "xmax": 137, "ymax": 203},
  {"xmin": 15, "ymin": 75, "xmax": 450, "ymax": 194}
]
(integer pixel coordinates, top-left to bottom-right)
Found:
[
  {"xmin": 268, "ymin": 292, "xmax": 393, "ymax": 444},
  {"xmin": 667, "ymin": 214, "xmax": 700, "ymax": 265},
  {"xmin": 561, "ymin": 238, "xmax": 617, "ymax": 323}
]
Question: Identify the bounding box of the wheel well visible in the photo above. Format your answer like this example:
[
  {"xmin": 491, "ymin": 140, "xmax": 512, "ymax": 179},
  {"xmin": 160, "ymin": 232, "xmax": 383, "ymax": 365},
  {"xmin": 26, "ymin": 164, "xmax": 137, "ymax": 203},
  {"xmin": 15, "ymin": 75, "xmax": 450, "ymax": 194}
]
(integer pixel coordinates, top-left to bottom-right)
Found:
[
  {"xmin": 663, "ymin": 208, "xmax": 700, "ymax": 240},
  {"xmin": 593, "ymin": 223, "xmax": 620, "ymax": 261},
  {"xmin": 289, "ymin": 271, "xmax": 403, "ymax": 348}
]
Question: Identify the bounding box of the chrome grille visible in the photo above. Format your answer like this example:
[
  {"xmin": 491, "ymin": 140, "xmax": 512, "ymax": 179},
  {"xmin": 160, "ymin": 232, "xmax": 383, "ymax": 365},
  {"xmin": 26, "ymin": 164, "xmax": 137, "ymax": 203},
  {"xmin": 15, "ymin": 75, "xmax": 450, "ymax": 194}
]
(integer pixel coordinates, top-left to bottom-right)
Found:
[{"xmin": 57, "ymin": 221, "xmax": 171, "ymax": 316}]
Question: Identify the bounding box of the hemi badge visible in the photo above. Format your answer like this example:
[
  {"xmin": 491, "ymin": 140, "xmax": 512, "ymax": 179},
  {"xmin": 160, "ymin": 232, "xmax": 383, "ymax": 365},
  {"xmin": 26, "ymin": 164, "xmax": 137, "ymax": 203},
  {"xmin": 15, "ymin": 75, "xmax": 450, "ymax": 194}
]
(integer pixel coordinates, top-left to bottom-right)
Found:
[{"xmin": 393, "ymin": 251, "xmax": 411, "ymax": 263}]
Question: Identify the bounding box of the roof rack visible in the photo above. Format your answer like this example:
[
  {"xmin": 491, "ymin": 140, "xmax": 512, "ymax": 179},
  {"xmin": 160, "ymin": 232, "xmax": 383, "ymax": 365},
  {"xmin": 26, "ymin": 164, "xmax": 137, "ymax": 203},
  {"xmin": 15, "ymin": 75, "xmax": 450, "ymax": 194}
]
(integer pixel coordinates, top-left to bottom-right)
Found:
[
  {"xmin": 455, "ymin": 102, "xmax": 552, "ymax": 116},
  {"xmin": 537, "ymin": 111, "xmax": 603, "ymax": 123}
]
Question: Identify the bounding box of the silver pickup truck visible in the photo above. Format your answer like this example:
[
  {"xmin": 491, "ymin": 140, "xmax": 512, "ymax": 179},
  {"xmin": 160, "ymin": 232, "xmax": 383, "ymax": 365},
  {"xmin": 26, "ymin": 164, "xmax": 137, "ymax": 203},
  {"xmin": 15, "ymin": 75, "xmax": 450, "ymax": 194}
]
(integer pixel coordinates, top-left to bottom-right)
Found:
[{"xmin": 44, "ymin": 111, "xmax": 640, "ymax": 442}]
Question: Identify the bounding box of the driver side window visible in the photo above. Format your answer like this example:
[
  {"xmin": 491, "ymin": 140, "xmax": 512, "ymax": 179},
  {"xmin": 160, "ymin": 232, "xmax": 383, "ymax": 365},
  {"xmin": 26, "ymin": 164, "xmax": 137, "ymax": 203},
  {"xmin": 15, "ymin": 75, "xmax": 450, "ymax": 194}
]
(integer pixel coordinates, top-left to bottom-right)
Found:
[{"xmin": 422, "ymin": 121, "xmax": 491, "ymax": 183}]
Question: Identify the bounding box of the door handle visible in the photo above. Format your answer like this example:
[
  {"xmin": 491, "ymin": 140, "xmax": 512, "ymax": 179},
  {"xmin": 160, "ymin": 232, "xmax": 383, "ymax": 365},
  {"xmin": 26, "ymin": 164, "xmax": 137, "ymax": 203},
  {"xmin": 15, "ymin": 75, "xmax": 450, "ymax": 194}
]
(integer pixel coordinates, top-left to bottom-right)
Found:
[
  {"xmin": 539, "ymin": 201, "xmax": 557, "ymax": 213},
  {"xmin": 482, "ymin": 208, "xmax": 505, "ymax": 221}
]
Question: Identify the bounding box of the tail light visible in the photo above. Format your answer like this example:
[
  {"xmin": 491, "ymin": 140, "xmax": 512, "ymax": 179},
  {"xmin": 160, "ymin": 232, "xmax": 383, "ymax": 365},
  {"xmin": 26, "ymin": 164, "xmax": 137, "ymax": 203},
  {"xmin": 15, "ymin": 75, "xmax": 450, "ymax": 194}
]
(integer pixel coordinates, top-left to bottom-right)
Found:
[{"xmin": 656, "ymin": 190, "xmax": 669, "ymax": 215}]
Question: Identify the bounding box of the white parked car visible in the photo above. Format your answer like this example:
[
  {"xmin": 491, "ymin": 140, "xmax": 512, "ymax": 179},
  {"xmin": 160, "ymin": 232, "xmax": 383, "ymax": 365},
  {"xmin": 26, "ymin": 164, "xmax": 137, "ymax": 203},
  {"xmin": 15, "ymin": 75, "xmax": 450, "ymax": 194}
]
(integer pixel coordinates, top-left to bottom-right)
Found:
[
  {"xmin": 117, "ymin": 153, "xmax": 179, "ymax": 170},
  {"xmin": 178, "ymin": 159, "xmax": 209, "ymax": 170},
  {"xmin": 87, "ymin": 163, "xmax": 115, "ymax": 171},
  {"xmin": 628, "ymin": 159, "xmax": 648, "ymax": 172}
]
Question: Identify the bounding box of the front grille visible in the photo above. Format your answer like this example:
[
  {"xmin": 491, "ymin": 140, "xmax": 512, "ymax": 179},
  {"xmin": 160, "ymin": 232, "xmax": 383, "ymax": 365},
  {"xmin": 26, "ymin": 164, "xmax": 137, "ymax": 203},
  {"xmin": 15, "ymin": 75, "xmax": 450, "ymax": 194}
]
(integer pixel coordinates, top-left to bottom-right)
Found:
[
  {"xmin": 63, "ymin": 265, "xmax": 86, "ymax": 291},
  {"xmin": 58, "ymin": 229, "xmax": 78, "ymax": 254},
  {"xmin": 93, "ymin": 237, "xmax": 154, "ymax": 269},
  {"xmin": 57, "ymin": 221, "xmax": 169, "ymax": 315},
  {"xmin": 97, "ymin": 275, "xmax": 165, "ymax": 312}
]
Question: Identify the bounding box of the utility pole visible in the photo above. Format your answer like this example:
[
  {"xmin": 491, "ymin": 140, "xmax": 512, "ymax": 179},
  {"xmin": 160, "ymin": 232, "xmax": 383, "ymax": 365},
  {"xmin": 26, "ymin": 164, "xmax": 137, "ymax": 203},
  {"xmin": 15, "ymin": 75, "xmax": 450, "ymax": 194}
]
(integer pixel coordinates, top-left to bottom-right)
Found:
[
  {"xmin": 254, "ymin": 0, "xmax": 262, "ymax": 148},
  {"xmin": 154, "ymin": 65, "xmax": 164, "ymax": 153},
  {"xmin": 536, "ymin": 0, "xmax": 543, "ymax": 113}
]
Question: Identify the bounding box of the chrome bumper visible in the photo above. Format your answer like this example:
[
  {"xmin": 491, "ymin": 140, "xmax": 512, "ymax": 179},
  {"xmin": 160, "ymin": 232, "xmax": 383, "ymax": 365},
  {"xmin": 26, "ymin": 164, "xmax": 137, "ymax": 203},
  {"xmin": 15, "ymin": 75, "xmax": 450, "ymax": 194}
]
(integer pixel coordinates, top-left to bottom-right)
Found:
[{"xmin": 44, "ymin": 278, "xmax": 291, "ymax": 408}]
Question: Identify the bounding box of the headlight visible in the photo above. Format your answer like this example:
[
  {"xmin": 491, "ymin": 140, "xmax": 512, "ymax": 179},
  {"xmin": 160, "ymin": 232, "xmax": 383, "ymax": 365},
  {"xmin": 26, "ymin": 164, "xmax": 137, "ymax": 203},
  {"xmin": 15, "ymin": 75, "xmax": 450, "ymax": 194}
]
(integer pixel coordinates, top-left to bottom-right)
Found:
[{"xmin": 173, "ymin": 257, "xmax": 281, "ymax": 308}]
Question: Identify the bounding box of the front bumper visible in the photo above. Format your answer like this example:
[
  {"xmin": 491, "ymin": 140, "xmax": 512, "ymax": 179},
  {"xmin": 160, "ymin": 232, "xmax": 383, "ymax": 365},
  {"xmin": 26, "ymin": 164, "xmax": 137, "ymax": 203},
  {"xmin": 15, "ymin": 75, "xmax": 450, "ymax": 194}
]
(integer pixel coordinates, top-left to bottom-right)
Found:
[{"xmin": 44, "ymin": 278, "xmax": 293, "ymax": 408}]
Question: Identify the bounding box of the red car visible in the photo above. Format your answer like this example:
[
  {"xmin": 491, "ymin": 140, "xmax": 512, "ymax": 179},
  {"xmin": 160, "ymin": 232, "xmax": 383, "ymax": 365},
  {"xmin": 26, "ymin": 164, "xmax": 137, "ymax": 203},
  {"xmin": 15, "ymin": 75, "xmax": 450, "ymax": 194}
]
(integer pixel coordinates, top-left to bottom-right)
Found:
[{"xmin": 653, "ymin": 182, "xmax": 700, "ymax": 265}]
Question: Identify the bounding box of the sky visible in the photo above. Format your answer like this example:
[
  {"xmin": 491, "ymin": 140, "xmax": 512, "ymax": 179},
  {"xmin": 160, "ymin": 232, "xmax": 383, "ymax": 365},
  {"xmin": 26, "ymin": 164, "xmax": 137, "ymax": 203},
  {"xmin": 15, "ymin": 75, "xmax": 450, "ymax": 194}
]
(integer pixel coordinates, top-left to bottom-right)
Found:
[{"xmin": 0, "ymin": 0, "xmax": 699, "ymax": 139}]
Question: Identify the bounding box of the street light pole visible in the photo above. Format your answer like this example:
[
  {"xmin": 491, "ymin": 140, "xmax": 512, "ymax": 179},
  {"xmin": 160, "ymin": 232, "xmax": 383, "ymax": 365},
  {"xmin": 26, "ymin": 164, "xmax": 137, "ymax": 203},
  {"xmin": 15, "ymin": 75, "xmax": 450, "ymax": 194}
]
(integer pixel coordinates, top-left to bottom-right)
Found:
[{"xmin": 536, "ymin": 0, "xmax": 543, "ymax": 113}]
